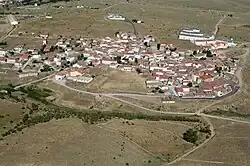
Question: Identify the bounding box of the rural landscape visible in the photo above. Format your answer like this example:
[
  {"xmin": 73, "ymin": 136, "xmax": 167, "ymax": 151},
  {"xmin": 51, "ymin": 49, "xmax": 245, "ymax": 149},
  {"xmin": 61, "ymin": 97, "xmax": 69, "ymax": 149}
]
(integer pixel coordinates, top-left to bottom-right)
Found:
[{"xmin": 0, "ymin": 0, "xmax": 250, "ymax": 166}]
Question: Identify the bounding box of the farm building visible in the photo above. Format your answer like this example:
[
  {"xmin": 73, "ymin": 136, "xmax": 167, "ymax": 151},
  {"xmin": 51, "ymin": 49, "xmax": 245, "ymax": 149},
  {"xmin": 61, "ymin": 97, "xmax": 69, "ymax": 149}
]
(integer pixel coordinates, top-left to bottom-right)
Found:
[
  {"xmin": 7, "ymin": 15, "xmax": 19, "ymax": 25},
  {"xmin": 178, "ymin": 28, "xmax": 215, "ymax": 41}
]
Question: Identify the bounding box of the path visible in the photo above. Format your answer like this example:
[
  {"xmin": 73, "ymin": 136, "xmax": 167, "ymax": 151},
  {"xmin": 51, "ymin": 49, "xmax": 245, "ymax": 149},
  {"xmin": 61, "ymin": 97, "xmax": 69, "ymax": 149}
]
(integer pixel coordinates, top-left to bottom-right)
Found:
[
  {"xmin": 0, "ymin": 25, "xmax": 17, "ymax": 42},
  {"xmin": 213, "ymin": 15, "xmax": 226, "ymax": 36},
  {"xmin": 14, "ymin": 73, "xmax": 56, "ymax": 90}
]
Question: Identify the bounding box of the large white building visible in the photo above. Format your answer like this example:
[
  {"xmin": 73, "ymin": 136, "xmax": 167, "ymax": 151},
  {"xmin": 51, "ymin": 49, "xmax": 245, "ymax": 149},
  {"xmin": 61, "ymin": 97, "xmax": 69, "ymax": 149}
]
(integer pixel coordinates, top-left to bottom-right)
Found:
[
  {"xmin": 178, "ymin": 28, "xmax": 215, "ymax": 41},
  {"xmin": 193, "ymin": 37, "xmax": 237, "ymax": 50},
  {"xmin": 7, "ymin": 15, "xmax": 19, "ymax": 26}
]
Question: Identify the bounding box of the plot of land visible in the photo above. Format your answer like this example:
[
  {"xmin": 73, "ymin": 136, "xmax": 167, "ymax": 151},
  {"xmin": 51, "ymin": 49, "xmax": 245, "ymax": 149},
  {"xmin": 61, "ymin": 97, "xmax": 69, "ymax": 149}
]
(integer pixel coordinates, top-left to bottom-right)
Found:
[
  {"xmin": 116, "ymin": 96, "xmax": 214, "ymax": 113},
  {"xmin": 172, "ymin": 119, "xmax": 250, "ymax": 166},
  {"xmin": 101, "ymin": 119, "xmax": 194, "ymax": 161},
  {"xmin": 40, "ymin": 81, "xmax": 152, "ymax": 114},
  {"xmin": 0, "ymin": 118, "xmax": 163, "ymax": 166},
  {"xmin": 0, "ymin": 100, "xmax": 24, "ymax": 133},
  {"xmin": 69, "ymin": 69, "xmax": 148, "ymax": 93}
]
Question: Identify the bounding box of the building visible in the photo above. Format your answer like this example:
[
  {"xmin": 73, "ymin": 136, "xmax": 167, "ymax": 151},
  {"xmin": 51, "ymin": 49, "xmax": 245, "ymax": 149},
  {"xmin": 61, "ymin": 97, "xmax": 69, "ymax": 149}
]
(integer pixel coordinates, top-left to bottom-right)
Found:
[
  {"xmin": 67, "ymin": 76, "xmax": 93, "ymax": 83},
  {"xmin": 18, "ymin": 72, "xmax": 38, "ymax": 78},
  {"xmin": 107, "ymin": 14, "xmax": 126, "ymax": 21},
  {"xmin": 55, "ymin": 71, "xmax": 67, "ymax": 80},
  {"xmin": 7, "ymin": 15, "xmax": 19, "ymax": 26},
  {"xmin": 178, "ymin": 28, "xmax": 215, "ymax": 42}
]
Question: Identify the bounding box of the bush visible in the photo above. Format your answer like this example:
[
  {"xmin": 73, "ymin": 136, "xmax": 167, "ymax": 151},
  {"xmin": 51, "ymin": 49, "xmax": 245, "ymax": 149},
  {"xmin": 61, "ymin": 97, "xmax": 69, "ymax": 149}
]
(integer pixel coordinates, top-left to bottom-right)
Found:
[{"xmin": 183, "ymin": 128, "xmax": 198, "ymax": 144}]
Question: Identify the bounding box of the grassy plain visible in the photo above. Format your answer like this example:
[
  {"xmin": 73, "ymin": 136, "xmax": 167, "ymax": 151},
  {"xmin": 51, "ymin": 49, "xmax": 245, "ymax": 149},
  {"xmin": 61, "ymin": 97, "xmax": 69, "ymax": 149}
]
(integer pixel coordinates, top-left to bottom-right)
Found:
[
  {"xmin": 116, "ymin": 96, "xmax": 213, "ymax": 113},
  {"xmin": 8, "ymin": 0, "xmax": 249, "ymax": 45},
  {"xmin": 172, "ymin": 119, "xmax": 250, "ymax": 166},
  {"xmin": 0, "ymin": 100, "xmax": 24, "ymax": 133},
  {"xmin": 0, "ymin": 118, "xmax": 163, "ymax": 166},
  {"xmin": 40, "ymin": 81, "xmax": 152, "ymax": 114},
  {"xmin": 1, "ymin": 0, "xmax": 250, "ymax": 48},
  {"xmin": 101, "ymin": 119, "xmax": 196, "ymax": 161}
]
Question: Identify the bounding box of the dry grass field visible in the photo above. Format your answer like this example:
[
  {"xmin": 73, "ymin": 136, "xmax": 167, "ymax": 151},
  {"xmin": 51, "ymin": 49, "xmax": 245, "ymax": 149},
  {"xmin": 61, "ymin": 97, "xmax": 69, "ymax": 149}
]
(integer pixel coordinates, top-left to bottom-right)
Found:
[
  {"xmin": 0, "ymin": 100, "xmax": 24, "ymax": 133},
  {"xmin": 0, "ymin": 118, "xmax": 163, "ymax": 166},
  {"xmin": 217, "ymin": 24, "xmax": 250, "ymax": 42},
  {"xmin": 3, "ymin": 36, "xmax": 57, "ymax": 49},
  {"xmin": 2, "ymin": 0, "xmax": 249, "ymax": 48},
  {"xmin": 116, "ymin": 96, "xmax": 213, "ymax": 113},
  {"xmin": 171, "ymin": 119, "xmax": 250, "ymax": 166},
  {"xmin": 40, "ymin": 81, "xmax": 153, "ymax": 114},
  {"xmin": 69, "ymin": 69, "xmax": 148, "ymax": 93},
  {"xmin": 101, "ymin": 119, "xmax": 195, "ymax": 162},
  {"xmin": 9, "ymin": 0, "xmax": 248, "ymax": 45}
]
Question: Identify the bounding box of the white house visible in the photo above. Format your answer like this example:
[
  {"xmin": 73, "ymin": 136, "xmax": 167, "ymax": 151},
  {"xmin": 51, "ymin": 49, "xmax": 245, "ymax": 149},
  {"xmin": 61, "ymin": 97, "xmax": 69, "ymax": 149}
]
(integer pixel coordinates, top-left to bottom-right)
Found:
[
  {"xmin": 67, "ymin": 76, "xmax": 93, "ymax": 83},
  {"xmin": 7, "ymin": 15, "xmax": 19, "ymax": 25},
  {"xmin": 19, "ymin": 72, "xmax": 38, "ymax": 78},
  {"xmin": 0, "ymin": 50, "xmax": 6, "ymax": 57},
  {"xmin": 32, "ymin": 54, "xmax": 41, "ymax": 59},
  {"xmin": 55, "ymin": 72, "xmax": 67, "ymax": 80}
]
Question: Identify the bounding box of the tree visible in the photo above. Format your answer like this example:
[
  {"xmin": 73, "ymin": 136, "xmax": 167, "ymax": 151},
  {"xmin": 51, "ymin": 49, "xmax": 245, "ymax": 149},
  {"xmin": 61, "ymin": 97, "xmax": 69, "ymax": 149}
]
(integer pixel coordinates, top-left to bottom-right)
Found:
[
  {"xmin": 135, "ymin": 68, "xmax": 142, "ymax": 74},
  {"xmin": 31, "ymin": 103, "xmax": 38, "ymax": 111},
  {"xmin": 206, "ymin": 50, "xmax": 213, "ymax": 57},
  {"xmin": 114, "ymin": 56, "xmax": 122, "ymax": 64},
  {"xmin": 183, "ymin": 128, "xmax": 198, "ymax": 144},
  {"xmin": 22, "ymin": 114, "xmax": 29, "ymax": 123},
  {"xmin": 134, "ymin": 58, "xmax": 138, "ymax": 64},
  {"xmin": 187, "ymin": 82, "xmax": 193, "ymax": 87},
  {"xmin": 193, "ymin": 50, "xmax": 197, "ymax": 55},
  {"xmin": 158, "ymin": 89, "xmax": 164, "ymax": 93},
  {"xmin": 42, "ymin": 65, "xmax": 52, "ymax": 72}
]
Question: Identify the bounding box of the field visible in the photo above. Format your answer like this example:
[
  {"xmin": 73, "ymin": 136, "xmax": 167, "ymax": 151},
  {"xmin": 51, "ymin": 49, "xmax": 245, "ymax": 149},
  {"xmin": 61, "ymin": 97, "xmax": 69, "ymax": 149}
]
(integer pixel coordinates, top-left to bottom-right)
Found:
[
  {"xmin": 3, "ymin": 0, "xmax": 247, "ymax": 48},
  {"xmin": 0, "ymin": 118, "xmax": 200, "ymax": 166},
  {"xmin": 171, "ymin": 119, "xmax": 250, "ymax": 166},
  {"xmin": 67, "ymin": 69, "xmax": 148, "ymax": 93},
  {"xmin": 101, "ymin": 119, "xmax": 195, "ymax": 161},
  {"xmin": 115, "ymin": 96, "xmax": 214, "ymax": 113},
  {"xmin": 0, "ymin": 100, "xmax": 24, "ymax": 134},
  {"xmin": 40, "ymin": 81, "xmax": 156, "ymax": 114},
  {"xmin": 3, "ymin": 36, "xmax": 57, "ymax": 49}
]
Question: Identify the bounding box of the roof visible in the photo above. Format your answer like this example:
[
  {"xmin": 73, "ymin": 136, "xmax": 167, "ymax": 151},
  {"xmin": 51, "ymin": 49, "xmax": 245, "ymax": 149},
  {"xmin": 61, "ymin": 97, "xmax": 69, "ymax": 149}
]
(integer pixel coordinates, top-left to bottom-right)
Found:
[
  {"xmin": 175, "ymin": 87, "xmax": 183, "ymax": 92},
  {"xmin": 199, "ymin": 73, "xmax": 213, "ymax": 80}
]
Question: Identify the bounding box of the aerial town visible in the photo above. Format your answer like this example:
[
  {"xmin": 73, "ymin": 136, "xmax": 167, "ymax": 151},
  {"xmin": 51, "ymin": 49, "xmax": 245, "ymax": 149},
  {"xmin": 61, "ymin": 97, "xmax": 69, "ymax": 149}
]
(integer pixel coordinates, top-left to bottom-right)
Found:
[
  {"xmin": 0, "ymin": 18, "xmax": 239, "ymax": 99},
  {"xmin": 1, "ymin": 1, "xmax": 250, "ymax": 166}
]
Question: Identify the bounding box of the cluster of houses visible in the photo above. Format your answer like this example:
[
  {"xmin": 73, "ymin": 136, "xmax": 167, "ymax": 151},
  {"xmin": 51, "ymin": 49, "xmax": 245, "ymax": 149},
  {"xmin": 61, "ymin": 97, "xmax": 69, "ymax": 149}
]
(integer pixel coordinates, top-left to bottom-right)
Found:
[
  {"xmin": 178, "ymin": 28, "xmax": 237, "ymax": 50},
  {"xmin": 0, "ymin": 30, "xmax": 239, "ymax": 99}
]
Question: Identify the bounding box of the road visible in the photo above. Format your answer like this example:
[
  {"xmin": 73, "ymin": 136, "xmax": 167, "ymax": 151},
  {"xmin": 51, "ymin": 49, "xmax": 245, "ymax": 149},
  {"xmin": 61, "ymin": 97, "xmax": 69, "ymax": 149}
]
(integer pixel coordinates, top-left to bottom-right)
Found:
[
  {"xmin": 13, "ymin": 69, "xmax": 250, "ymax": 166},
  {"xmin": 21, "ymin": 57, "xmax": 33, "ymax": 70},
  {"xmin": 51, "ymin": 80, "xmax": 250, "ymax": 123},
  {"xmin": 14, "ymin": 73, "xmax": 56, "ymax": 90},
  {"xmin": 213, "ymin": 15, "xmax": 226, "ymax": 36},
  {"xmin": 0, "ymin": 25, "xmax": 17, "ymax": 42}
]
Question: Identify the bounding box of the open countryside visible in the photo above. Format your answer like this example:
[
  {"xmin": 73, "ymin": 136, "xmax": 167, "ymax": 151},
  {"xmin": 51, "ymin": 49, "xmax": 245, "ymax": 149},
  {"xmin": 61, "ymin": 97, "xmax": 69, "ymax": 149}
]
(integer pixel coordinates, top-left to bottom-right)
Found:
[{"xmin": 0, "ymin": 0, "xmax": 250, "ymax": 166}]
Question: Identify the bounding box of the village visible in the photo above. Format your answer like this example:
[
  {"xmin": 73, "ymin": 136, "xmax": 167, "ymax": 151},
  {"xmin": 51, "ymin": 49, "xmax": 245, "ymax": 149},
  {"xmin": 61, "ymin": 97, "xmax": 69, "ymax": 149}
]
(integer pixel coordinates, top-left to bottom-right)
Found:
[{"xmin": 0, "ymin": 27, "xmax": 240, "ymax": 99}]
